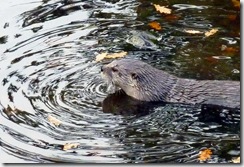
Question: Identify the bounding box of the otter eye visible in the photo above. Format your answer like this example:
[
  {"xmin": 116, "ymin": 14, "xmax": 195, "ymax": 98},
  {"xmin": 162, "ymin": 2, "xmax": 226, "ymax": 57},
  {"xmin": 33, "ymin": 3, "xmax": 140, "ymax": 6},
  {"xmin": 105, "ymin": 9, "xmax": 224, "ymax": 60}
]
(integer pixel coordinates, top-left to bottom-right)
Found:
[{"xmin": 111, "ymin": 67, "xmax": 118, "ymax": 72}]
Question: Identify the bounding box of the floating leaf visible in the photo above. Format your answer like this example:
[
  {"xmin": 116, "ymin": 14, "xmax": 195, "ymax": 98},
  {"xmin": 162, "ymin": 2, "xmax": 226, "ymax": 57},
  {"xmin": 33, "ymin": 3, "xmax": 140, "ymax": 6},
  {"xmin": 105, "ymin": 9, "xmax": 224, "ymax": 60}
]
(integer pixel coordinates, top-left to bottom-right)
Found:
[
  {"xmin": 95, "ymin": 52, "xmax": 108, "ymax": 62},
  {"xmin": 205, "ymin": 28, "xmax": 218, "ymax": 37},
  {"xmin": 48, "ymin": 115, "xmax": 61, "ymax": 126},
  {"xmin": 63, "ymin": 143, "xmax": 80, "ymax": 151},
  {"xmin": 198, "ymin": 149, "xmax": 212, "ymax": 161},
  {"xmin": 184, "ymin": 29, "xmax": 203, "ymax": 34},
  {"xmin": 205, "ymin": 56, "xmax": 218, "ymax": 63},
  {"xmin": 165, "ymin": 14, "xmax": 180, "ymax": 21},
  {"xmin": 148, "ymin": 21, "xmax": 162, "ymax": 30},
  {"xmin": 95, "ymin": 51, "xmax": 127, "ymax": 62},
  {"xmin": 221, "ymin": 45, "xmax": 238, "ymax": 53},
  {"xmin": 232, "ymin": 0, "xmax": 240, "ymax": 8},
  {"xmin": 106, "ymin": 52, "xmax": 127, "ymax": 59},
  {"xmin": 232, "ymin": 156, "xmax": 240, "ymax": 163},
  {"xmin": 153, "ymin": 4, "xmax": 171, "ymax": 14},
  {"xmin": 228, "ymin": 14, "xmax": 237, "ymax": 21},
  {"xmin": 4, "ymin": 105, "xmax": 22, "ymax": 116}
]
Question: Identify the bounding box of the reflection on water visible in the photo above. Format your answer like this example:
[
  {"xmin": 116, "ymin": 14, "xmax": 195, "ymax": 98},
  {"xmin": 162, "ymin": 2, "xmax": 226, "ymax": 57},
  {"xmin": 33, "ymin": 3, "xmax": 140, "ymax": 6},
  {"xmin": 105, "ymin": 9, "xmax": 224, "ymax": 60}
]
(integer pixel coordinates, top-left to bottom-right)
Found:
[{"xmin": 0, "ymin": 0, "xmax": 240, "ymax": 163}]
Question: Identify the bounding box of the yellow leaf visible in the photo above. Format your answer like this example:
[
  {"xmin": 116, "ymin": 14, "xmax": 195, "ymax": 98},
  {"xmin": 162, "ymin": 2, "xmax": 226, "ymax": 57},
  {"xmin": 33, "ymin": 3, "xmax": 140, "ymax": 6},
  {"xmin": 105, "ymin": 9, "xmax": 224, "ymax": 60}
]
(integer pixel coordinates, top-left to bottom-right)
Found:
[
  {"xmin": 232, "ymin": 157, "xmax": 240, "ymax": 163},
  {"xmin": 154, "ymin": 4, "xmax": 171, "ymax": 14},
  {"xmin": 198, "ymin": 149, "xmax": 212, "ymax": 161},
  {"xmin": 232, "ymin": 0, "xmax": 240, "ymax": 8},
  {"xmin": 63, "ymin": 143, "xmax": 79, "ymax": 151},
  {"xmin": 205, "ymin": 28, "xmax": 218, "ymax": 37},
  {"xmin": 47, "ymin": 115, "xmax": 61, "ymax": 126},
  {"xmin": 184, "ymin": 29, "xmax": 203, "ymax": 34},
  {"xmin": 95, "ymin": 51, "xmax": 127, "ymax": 62},
  {"xmin": 148, "ymin": 21, "xmax": 162, "ymax": 31},
  {"xmin": 95, "ymin": 52, "xmax": 108, "ymax": 62},
  {"xmin": 106, "ymin": 52, "xmax": 127, "ymax": 59}
]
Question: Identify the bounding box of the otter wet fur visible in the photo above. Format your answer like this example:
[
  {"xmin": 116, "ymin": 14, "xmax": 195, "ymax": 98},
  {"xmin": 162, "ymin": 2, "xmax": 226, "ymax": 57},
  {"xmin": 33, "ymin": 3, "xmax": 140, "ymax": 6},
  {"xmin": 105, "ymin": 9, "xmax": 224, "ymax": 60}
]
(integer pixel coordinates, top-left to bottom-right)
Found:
[{"xmin": 101, "ymin": 59, "xmax": 240, "ymax": 109}]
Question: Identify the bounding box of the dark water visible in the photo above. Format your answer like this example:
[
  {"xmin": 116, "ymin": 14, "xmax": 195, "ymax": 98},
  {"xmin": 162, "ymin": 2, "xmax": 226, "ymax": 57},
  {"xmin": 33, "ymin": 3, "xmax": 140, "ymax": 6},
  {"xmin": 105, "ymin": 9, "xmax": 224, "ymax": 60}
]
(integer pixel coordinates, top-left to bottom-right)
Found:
[{"xmin": 0, "ymin": 0, "xmax": 240, "ymax": 163}]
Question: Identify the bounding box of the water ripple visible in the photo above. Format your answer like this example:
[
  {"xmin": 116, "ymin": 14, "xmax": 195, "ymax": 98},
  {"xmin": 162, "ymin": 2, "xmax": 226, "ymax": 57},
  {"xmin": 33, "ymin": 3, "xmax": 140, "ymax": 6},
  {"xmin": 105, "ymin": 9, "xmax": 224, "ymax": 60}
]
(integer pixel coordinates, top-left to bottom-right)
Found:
[{"xmin": 0, "ymin": 0, "xmax": 240, "ymax": 163}]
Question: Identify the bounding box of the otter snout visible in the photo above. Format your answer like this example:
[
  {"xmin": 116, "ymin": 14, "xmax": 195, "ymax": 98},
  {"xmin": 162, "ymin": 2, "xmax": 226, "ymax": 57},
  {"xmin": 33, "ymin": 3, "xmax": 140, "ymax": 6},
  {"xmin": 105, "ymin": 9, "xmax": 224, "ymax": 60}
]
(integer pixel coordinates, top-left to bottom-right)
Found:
[
  {"xmin": 101, "ymin": 64, "xmax": 114, "ymax": 74},
  {"xmin": 101, "ymin": 64, "xmax": 111, "ymax": 78}
]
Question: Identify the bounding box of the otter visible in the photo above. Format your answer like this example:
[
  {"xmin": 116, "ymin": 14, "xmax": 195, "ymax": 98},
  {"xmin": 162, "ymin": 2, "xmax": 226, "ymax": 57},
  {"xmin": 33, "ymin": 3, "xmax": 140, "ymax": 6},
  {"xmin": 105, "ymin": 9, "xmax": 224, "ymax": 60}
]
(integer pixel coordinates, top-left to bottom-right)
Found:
[{"xmin": 101, "ymin": 59, "xmax": 240, "ymax": 109}]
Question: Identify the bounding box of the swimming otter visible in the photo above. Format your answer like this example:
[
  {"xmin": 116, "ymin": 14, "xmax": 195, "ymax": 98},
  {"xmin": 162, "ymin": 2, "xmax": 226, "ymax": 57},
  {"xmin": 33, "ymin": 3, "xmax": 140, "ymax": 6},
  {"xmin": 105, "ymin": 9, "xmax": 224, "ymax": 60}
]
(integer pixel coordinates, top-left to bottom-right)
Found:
[{"xmin": 101, "ymin": 59, "xmax": 240, "ymax": 109}]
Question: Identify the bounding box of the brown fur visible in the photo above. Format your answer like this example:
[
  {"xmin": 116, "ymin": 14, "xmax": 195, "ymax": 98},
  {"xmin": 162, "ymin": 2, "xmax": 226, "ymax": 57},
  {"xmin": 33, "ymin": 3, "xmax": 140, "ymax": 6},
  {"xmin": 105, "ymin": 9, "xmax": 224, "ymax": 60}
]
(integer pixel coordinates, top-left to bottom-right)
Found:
[{"xmin": 101, "ymin": 59, "xmax": 240, "ymax": 109}]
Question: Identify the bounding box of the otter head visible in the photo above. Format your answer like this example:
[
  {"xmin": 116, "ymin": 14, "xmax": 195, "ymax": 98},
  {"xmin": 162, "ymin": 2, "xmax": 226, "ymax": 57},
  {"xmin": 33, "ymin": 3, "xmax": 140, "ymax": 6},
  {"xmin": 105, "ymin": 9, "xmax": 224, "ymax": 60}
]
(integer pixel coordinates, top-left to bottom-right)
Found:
[
  {"xmin": 101, "ymin": 59, "xmax": 141, "ymax": 96},
  {"xmin": 101, "ymin": 59, "xmax": 174, "ymax": 101}
]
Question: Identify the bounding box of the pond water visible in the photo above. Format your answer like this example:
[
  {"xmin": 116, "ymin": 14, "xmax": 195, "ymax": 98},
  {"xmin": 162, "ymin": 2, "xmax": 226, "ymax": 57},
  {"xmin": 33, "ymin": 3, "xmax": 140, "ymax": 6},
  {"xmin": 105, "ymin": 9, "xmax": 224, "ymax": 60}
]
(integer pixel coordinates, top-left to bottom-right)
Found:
[{"xmin": 0, "ymin": 0, "xmax": 240, "ymax": 163}]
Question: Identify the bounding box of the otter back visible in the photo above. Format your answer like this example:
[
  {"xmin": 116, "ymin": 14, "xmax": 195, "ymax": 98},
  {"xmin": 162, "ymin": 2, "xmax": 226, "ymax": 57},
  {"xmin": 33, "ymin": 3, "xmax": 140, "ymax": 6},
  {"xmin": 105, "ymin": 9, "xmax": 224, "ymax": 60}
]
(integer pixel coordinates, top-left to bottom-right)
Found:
[{"xmin": 168, "ymin": 78, "xmax": 240, "ymax": 109}]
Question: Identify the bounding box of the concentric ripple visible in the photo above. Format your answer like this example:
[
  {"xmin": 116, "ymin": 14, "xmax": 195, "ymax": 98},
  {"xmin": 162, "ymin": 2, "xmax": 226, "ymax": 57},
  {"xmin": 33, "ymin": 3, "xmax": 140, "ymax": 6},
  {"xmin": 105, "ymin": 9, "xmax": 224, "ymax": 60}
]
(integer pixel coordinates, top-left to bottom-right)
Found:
[
  {"xmin": 0, "ymin": 38, "xmax": 129, "ymax": 162},
  {"xmin": 0, "ymin": 0, "xmax": 240, "ymax": 163}
]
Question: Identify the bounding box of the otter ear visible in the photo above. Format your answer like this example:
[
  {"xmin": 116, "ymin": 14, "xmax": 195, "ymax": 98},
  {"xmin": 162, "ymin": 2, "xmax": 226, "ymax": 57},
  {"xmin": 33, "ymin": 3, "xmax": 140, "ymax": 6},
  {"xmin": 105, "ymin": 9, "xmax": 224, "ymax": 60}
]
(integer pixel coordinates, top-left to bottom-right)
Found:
[{"xmin": 131, "ymin": 72, "xmax": 138, "ymax": 80}]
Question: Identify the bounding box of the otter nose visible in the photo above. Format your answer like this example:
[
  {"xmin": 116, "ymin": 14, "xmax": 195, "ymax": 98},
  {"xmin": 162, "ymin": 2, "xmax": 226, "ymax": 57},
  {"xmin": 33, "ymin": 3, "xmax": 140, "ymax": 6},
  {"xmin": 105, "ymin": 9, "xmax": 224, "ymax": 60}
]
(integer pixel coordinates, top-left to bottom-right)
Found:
[{"xmin": 101, "ymin": 66, "xmax": 104, "ymax": 72}]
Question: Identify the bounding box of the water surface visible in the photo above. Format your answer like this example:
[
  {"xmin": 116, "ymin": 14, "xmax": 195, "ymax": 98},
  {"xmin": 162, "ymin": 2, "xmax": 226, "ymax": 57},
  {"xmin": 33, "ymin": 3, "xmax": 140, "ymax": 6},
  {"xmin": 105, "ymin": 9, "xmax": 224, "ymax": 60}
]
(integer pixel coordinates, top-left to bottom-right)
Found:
[{"xmin": 0, "ymin": 0, "xmax": 240, "ymax": 163}]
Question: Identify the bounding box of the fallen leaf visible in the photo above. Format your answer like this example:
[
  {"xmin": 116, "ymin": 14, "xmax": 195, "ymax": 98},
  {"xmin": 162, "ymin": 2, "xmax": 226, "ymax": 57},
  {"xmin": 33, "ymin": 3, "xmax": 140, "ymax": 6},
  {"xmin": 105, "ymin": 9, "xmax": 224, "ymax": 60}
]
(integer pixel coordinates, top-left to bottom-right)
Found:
[
  {"xmin": 148, "ymin": 21, "xmax": 162, "ymax": 30},
  {"xmin": 228, "ymin": 14, "xmax": 237, "ymax": 21},
  {"xmin": 205, "ymin": 56, "xmax": 218, "ymax": 63},
  {"xmin": 48, "ymin": 115, "xmax": 61, "ymax": 126},
  {"xmin": 154, "ymin": 4, "xmax": 171, "ymax": 14},
  {"xmin": 4, "ymin": 105, "xmax": 22, "ymax": 117},
  {"xmin": 165, "ymin": 14, "xmax": 180, "ymax": 21},
  {"xmin": 95, "ymin": 51, "xmax": 127, "ymax": 62},
  {"xmin": 106, "ymin": 52, "xmax": 127, "ymax": 59},
  {"xmin": 221, "ymin": 45, "xmax": 238, "ymax": 53},
  {"xmin": 198, "ymin": 148, "xmax": 212, "ymax": 161},
  {"xmin": 205, "ymin": 28, "xmax": 218, "ymax": 37},
  {"xmin": 95, "ymin": 52, "xmax": 108, "ymax": 62},
  {"xmin": 232, "ymin": 0, "xmax": 240, "ymax": 8},
  {"xmin": 184, "ymin": 29, "xmax": 203, "ymax": 34},
  {"xmin": 63, "ymin": 143, "xmax": 80, "ymax": 151},
  {"xmin": 232, "ymin": 156, "xmax": 240, "ymax": 163}
]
